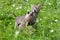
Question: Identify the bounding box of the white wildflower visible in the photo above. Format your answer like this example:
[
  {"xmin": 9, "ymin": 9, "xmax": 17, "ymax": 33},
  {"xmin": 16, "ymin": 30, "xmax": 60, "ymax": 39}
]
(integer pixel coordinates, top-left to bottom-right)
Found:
[
  {"xmin": 12, "ymin": 4, "xmax": 15, "ymax": 7},
  {"xmin": 54, "ymin": 19, "xmax": 58, "ymax": 22},
  {"xmin": 19, "ymin": 6, "xmax": 22, "ymax": 9},
  {"xmin": 48, "ymin": 2, "xmax": 51, "ymax": 5},
  {"xmin": 26, "ymin": 0, "xmax": 28, "ymax": 2},
  {"xmin": 50, "ymin": 29, "xmax": 54, "ymax": 32}
]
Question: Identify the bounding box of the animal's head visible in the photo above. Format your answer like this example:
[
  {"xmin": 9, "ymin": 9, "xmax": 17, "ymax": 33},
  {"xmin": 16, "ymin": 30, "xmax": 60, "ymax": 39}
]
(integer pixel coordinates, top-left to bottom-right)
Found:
[{"xmin": 31, "ymin": 4, "xmax": 41, "ymax": 13}]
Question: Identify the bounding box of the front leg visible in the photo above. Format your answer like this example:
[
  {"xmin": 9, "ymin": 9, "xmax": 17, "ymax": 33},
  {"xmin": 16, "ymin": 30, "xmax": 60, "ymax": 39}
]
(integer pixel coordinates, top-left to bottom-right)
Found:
[
  {"xmin": 26, "ymin": 22, "xmax": 28, "ymax": 27},
  {"xmin": 14, "ymin": 22, "xmax": 17, "ymax": 29}
]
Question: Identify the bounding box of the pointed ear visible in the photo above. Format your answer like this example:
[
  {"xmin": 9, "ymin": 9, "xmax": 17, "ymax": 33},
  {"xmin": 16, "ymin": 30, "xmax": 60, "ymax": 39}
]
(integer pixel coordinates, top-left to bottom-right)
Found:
[
  {"xmin": 31, "ymin": 4, "xmax": 36, "ymax": 12},
  {"xmin": 37, "ymin": 4, "xmax": 41, "ymax": 9},
  {"xmin": 37, "ymin": 4, "xmax": 40, "ymax": 7},
  {"xmin": 31, "ymin": 4, "xmax": 35, "ymax": 9}
]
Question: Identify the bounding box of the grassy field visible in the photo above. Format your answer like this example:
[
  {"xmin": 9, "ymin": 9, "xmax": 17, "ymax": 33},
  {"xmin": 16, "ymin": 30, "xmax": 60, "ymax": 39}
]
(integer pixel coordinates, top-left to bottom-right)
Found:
[{"xmin": 0, "ymin": 0, "xmax": 60, "ymax": 40}]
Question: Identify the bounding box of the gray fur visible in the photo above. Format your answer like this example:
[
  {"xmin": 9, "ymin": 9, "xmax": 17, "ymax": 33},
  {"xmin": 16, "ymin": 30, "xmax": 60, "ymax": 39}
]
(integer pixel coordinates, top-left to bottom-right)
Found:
[{"xmin": 14, "ymin": 4, "xmax": 41, "ymax": 30}]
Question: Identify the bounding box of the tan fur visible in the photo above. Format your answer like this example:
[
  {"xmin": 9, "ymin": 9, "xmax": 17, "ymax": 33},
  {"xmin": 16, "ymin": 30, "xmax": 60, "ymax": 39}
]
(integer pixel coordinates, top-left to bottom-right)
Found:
[
  {"xmin": 18, "ymin": 12, "xmax": 33, "ymax": 29},
  {"xmin": 14, "ymin": 4, "xmax": 41, "ymax": 30}
]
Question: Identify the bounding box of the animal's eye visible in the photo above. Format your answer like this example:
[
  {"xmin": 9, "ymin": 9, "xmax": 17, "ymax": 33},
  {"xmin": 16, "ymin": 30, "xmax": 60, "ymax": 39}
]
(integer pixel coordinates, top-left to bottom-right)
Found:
[
  {"xmin": 18, "ymin": 23, "xmax": 21, "ymax": 26},
  {"xmin": 27, "ymin": 11, "xmax": 30, "ymax": 14}
]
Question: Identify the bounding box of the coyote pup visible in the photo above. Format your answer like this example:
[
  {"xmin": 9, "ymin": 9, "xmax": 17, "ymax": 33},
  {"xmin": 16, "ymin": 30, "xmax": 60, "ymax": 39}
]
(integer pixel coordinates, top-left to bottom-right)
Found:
[
  {"xmin": 14, "ymin": 12, "xmax": 33, "ymax": 30},
  {"xmin": 14, "ymin": 4, "xmax": 41, "ymax": 30}
]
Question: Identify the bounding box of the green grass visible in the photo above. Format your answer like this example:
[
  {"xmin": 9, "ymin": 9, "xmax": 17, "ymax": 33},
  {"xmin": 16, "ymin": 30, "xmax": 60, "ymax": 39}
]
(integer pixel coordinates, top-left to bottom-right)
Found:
[{"xmin": 0, "ymin": 0, "xmax": 60, "ymax": 40}]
